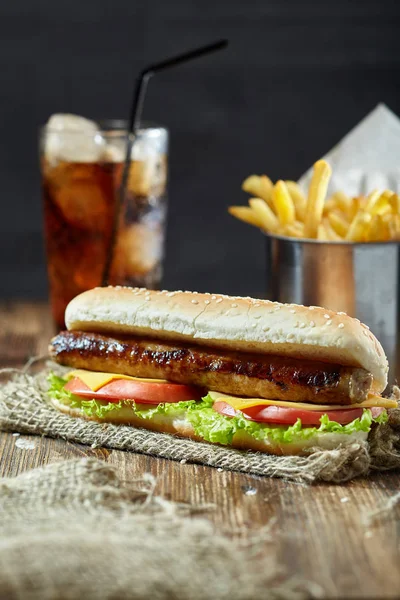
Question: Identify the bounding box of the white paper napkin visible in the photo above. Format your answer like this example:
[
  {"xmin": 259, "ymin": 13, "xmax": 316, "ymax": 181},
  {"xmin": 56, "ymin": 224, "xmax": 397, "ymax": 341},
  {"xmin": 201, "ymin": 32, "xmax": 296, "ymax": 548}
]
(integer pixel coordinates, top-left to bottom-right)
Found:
[{"xmin": 298, "ymin": 104, "xmax": 400, "ymax": 195}]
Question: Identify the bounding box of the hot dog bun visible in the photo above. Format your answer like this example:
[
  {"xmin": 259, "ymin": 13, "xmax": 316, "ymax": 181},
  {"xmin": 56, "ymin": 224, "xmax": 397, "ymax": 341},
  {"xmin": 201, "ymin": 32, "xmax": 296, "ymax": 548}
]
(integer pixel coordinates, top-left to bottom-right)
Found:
[
  {"xmin": 65, "ymin": 287, "xmax": 388, "ymax": 392},
  {"xmin": 50, "ymin": 396, "xmax": 368, "ymax": 456}
]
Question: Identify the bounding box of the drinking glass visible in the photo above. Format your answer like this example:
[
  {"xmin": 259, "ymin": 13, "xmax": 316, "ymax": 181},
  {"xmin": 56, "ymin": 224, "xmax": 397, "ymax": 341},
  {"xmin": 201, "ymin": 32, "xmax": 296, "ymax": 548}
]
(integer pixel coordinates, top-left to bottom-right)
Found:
[{"xmin": 39, "ymin": 117, "xmax": 168, "ymax": 328}]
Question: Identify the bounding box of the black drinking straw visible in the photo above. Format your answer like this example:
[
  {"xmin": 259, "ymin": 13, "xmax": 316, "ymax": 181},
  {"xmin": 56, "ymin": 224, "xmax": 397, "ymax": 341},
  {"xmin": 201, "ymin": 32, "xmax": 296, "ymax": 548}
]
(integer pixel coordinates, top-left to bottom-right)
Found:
[{"xmin": 101, "ymin": 39, "xmax": 228, "ymax": 286}]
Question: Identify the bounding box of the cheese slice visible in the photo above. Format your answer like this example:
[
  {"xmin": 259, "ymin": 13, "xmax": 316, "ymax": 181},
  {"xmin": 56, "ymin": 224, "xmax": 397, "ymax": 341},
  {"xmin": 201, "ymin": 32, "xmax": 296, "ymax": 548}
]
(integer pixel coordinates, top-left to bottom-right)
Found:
[
  {"xmin": 66, "ymin": 370, "xmax": 168, "ymax": 392},
  {"xmin": 208, "ymin": 391, "xmax": 398, "ymax": 411}
]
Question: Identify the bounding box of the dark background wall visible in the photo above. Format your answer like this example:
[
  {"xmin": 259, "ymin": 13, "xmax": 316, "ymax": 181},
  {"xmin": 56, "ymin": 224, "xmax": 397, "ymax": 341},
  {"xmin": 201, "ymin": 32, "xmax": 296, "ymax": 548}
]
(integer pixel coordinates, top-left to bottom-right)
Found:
[{"xmin": 1, "ymin": 0, "xmax": 400, "ymax": 299}]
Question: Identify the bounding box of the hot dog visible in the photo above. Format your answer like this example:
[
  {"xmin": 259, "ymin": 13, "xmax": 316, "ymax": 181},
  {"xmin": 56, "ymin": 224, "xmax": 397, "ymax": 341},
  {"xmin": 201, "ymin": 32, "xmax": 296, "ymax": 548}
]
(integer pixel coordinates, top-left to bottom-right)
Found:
[
  {"xmin": 50, "ymin": 331, "xmax": 373, "ymax": 405},
  {"xmin": 47, "ymin": 287, "xmax": 394, "ymax": 456}
]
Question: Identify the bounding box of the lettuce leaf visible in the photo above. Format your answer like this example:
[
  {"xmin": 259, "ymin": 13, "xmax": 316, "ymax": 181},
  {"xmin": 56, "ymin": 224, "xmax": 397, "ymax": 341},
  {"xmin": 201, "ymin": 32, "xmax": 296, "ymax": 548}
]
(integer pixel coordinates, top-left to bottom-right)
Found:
[{"xmin": 47, "ymin": 374, "xmax": 388, "ymax": 445}]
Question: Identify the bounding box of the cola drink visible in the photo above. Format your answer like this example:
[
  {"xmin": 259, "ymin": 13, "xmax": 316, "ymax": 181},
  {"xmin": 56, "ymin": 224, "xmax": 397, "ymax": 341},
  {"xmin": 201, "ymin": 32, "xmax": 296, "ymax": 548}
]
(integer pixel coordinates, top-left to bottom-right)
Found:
[{"xmin": 40, "ymin": 115, "xmax": 168, "ymax": 328}]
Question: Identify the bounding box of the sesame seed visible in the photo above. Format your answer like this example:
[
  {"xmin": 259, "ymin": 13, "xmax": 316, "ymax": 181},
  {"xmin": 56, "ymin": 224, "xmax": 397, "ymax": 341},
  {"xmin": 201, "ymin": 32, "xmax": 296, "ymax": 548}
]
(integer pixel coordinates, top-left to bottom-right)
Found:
[
  {"xmin": 191, "ymin": 299, "xmax": 199, "ymax": 305},
  {"xmin": 211, "ymin": 296, "xmax": 217, "ymax": 300},
  {"xmin": 205, "ymin": 300, "xmax": 210, "ymax": 305},
  {"xmin": 231, "ymin": 303, "xmax": 238, "ymax": 308},
  {"xmin": 216, "ymin": 298, "xmax": 223, "ymax": 304},
  {"xmin": 254, "ymin": 303, "xmax": 260, "ymax": 308},
  {"xmin": 274, "ymin": 307, "xmax": 281, "ymax": 312},
  {"xmin": 145, "ymin": 297, "xmax": 150, "ymax": 301},
  {"xmin": 338, "ymin": 323, "xmax": 344, "ymax": 329},
  {"xmin": 299, "ymin": 322, "xmax": 306, "ymax": 328},
  {"xmin": 324, "ymin": 314, "xmax": 330, "ymax": 319},
  {"xmin": 309, "ymin": 306, "xmax": 314, "ymax": 310},
  {"xmin": 192, "ymin": 291, "xmax": 198, "ymax": 294},
  {"xmin": 263, "ymin": 326, "xmax": 270, "ymax": 332},
  {"xmin": 289, "ymin": 309, "xmax": 296, "ymax": 314},
  {"xmin": 310, "ymin": 321, "xmax": 315, "ymax": 327},
  {"xmin": 252, "ymin": 323, "xmax": 257, "ymax": 328},
  {"xmin": 326, "ymin": 320, "xmax": 332, "ymax": 326},
  {"xmin": 337, "ymin": 312, "xmax": 346, "ymax": 315}
]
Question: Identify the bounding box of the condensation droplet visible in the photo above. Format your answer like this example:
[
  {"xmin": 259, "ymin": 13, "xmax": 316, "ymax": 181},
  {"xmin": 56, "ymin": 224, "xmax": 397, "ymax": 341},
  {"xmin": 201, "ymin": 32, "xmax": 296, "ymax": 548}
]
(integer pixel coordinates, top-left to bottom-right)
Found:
[{"xmin": 242, "ymin": 485, "xmax": 257, "ymax": 496}]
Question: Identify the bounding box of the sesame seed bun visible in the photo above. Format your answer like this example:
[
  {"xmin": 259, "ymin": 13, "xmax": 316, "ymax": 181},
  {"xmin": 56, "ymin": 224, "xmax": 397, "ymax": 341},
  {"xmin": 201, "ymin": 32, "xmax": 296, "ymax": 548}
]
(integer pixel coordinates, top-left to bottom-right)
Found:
[{"xmin": 65, "ymin": 286, "xmax": 388, "ymax": 393}]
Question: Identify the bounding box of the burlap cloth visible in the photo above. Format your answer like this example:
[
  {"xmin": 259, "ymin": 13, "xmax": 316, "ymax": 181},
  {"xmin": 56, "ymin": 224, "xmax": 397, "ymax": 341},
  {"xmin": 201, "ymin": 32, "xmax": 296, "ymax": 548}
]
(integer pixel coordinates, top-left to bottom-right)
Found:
[
  {"xmin": 0, "ymin": 458, "xmax": 322, "ymax": 600},
  {"xmin": 1, "ymin": 363, "xmax": 400, "ymax": 483}
]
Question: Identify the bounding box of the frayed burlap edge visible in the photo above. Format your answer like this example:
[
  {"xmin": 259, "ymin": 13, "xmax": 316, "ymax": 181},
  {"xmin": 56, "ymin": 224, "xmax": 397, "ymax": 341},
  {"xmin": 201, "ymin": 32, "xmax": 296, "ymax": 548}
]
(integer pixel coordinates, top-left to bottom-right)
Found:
[
  {"xmin": 0, "ymin": 458, "xmax": 323, "ymax": 600},
  {"xmin": 1, "ymin": 363, "xmax": 400, "ymax": 484}
]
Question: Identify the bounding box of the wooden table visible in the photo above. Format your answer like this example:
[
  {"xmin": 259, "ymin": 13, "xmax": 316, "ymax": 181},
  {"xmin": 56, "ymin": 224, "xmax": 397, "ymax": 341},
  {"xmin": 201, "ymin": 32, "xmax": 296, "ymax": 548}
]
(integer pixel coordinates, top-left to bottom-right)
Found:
[{"xmin": 1, "ymin": 301, "xmax": 399, "ymax": 599}]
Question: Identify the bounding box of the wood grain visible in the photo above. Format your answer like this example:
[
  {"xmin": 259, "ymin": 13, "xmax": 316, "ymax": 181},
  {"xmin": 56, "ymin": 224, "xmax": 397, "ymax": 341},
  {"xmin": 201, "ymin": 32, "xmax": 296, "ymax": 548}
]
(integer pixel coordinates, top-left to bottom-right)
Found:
[{"xmin": 1, "ymin": 301, "xmax": 400, "ymax": 598}]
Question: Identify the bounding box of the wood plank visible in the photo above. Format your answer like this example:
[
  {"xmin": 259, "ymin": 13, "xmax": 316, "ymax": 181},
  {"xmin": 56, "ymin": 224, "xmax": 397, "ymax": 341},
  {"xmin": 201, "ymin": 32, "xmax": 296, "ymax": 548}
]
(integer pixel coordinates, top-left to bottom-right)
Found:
[
  {"xmin": 1, "ymin": 429, "xmax": 400, "ymax": 598},
  {"xmin": 1, "ymin": 302, "xmax": 400, "ymax": 598}
]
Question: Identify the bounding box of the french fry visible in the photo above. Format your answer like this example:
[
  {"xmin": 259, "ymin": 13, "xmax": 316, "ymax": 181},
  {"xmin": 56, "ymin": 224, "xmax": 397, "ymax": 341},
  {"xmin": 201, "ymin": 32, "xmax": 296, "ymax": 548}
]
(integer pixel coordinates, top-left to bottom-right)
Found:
[
  {"xmin": 364, "ymin": 189, "xmax": 382, "ymax": 213},
  {"xmin": 357, "ymin": 195, "xmax": 368, "ymax": 210},
  {"xmin": 328, "ymin": 210, "xmax": 349, "ymax": 238},
  {"xmin": 368, "ymin": 215, "xmax": 383, "ymax": 241},
  {"xmin": 368, "ymin": 215, "xmax": 390, "ymax": 241},
  {"xmin": 228, "ymin": 206, "xmax": 265, "ymax": 230},
  {"xmin": 323, "ymin": 218, "xmax": 343, "ymax": 241},
  {"xmin": 389, "ymin": 214, "xmax": 400, "ymax": 240},
  {"xmin": 272, "ymin": 180, "xmax": 295, "ymax": 226},
  {"xmin": 285, "ymin": 181, "xmax": 307, "ymax": 221},
  {"xmin": 345, "ymin": 211, "xmax": 372, "ymax": 242},
  {"xmin": 242, "ymin": 175, "xmax": 274, "ymax": 206},
  {"xmin": 365, "ymin": 189, "xmax": 393, "ymax": 216},
  {"xmin": 282, "ymin": 221, "xmax": 305, "ymax": 238},
  {"xmin": 347, "ymin": 197, "xmax": 359, "ymax": 221},
  {"xmin": 304, "ymin": 160, "xmax": 332, "ymax": 238},
  {"xmin": 331, "ymin": 191, "xmax": 352, "ymax": 215},
  {"xmin": 317, "ymin": 223, "xmax": 329, "ymax": 241},
  {"xmin": 389, "ymin": 192, "xmax": 400, "ymax": 215},
  {"xmin": 323, "ymin": 197, "xmax": 338, "ymax": 215},
  {"xmin": 248, "ymin": 198, "xmax": 279, "ymax": 232},
  {"xmin": 328, "ymin": 210, "xmax": 350, "ymax": 238}
]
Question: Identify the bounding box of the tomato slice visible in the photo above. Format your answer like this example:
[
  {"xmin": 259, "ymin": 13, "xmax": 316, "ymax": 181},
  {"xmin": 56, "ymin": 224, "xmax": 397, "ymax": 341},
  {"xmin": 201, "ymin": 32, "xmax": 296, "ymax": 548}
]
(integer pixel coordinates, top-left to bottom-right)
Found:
[
  {"xmin": 64, "ymin": 377, "xmax": 202, "ymax": 404},
  {"xmin": 213, "ymin": 400, "xmax": 385, "ymax": 426}
]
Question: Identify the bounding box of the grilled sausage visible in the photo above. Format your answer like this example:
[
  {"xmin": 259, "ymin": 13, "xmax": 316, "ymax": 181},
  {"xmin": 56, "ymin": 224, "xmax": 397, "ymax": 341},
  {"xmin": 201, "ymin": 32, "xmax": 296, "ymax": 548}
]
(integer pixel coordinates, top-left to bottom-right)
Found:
[{"xmin": 50, "ymin": 331, "xmax": 373, "ymax": 405}]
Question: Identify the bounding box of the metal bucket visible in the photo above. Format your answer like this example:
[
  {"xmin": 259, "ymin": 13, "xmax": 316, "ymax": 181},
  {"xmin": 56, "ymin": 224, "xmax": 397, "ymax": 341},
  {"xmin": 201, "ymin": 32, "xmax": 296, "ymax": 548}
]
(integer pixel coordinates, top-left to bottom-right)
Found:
[{"xmin": 265, "ymin": 234, "xmax": 400, "ymax": 386}]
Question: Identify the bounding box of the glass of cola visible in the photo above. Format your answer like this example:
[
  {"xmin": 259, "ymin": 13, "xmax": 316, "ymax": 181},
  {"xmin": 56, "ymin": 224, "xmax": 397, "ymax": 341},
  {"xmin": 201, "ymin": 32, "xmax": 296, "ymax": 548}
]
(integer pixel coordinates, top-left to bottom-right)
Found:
[{"xmin": 40, "ymin": 114, "xmax": 168, "ymax": 328}]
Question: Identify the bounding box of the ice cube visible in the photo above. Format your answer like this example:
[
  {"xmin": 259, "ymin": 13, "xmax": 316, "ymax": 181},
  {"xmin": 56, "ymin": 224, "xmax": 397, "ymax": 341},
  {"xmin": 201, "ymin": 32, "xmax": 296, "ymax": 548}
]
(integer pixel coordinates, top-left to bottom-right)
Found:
[
  {"xmin": 112, "ymin": 223, "xmax": 164, "ymax": 277},
  {"xmin": 44, "ymin": 113, "xmax": 105, "ymax": 163},
  {"xmin": 102, "ymin": 142, "xmax": 125, "ymax": 163},
  {"xmin": 45, "ymin": 162, "xmax": 112, "ymax": 232},
  {"xmin": 126, "ymin": 156, "xmax": 167, "ymax": 197}
]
